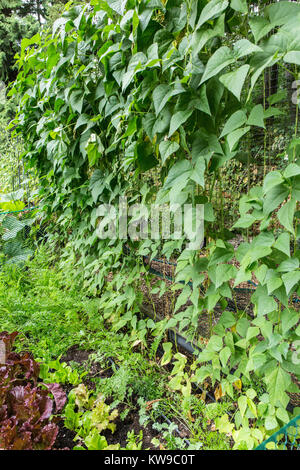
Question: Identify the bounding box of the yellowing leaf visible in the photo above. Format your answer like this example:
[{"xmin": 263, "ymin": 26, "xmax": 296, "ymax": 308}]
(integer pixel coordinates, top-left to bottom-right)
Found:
[
  {"xmin": 214, "ymin": 383, "xmax": 225, "ymax": 401},
  {"xmin": 233, "ymin": 379, "xmax": 242, "ymax": 390}
]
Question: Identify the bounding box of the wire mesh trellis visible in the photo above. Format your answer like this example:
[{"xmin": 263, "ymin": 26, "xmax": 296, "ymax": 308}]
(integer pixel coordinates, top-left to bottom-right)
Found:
[
  {"xmin": 11, "ymin": 155, "xmax": 31, "ymax": 199},
  {"xmin": 256, "ymin": 414, "xmax": 300, "ymax": 450},
  {"xmin": 0, "ymin": 207, "xmax": 41, "ymax": 266},
  {"xmin": 0, "ymin": 126, "xmax": 33, "ymax": 204},
  {"xmin": 215, "ymin": 53, "xmax": 300, "ymax": 230}
]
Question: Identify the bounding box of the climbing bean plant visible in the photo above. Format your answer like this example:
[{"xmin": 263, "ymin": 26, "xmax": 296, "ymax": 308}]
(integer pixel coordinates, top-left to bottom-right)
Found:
[{"xmin": 11, "ymin": 0, "xmax": 300, "ymax": 449}]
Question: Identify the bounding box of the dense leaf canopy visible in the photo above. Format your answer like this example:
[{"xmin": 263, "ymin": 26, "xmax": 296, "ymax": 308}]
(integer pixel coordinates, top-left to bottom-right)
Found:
[{"xmin": 10, "ymin": 0, "xmax": 300, "ymax": 449}]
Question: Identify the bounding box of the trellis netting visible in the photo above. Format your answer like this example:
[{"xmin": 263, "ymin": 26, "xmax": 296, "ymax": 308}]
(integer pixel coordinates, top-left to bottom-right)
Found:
[
  {"xmin": 256, "ymin": 414, "xmax": 300, "ymax": 450},
  {"xmin": 0, "ymin": 207, "xmax": 38, "ymax": 265}
]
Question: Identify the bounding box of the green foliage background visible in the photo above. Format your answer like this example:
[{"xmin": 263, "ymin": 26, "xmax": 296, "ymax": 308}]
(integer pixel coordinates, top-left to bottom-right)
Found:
[{"xmin": 7, "ymin": 0, "xmax": 300, "ymax": 449}]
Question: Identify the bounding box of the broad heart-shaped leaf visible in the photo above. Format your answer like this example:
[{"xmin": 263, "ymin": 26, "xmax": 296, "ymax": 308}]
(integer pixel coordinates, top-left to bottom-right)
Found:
[
  {"xmin": 152, "ymin": 82, "xmax": 184, "ymax": 116},
  {"xmin": 153, "ymin": 84, "xmax": 172, "ymax": 116},
  {"xmin": 265, "ymin": 415, "xmax": 278, "ymax": 431},
  {"xmin": 249, "ymin": 16, "xmax": 275, "ymax": 43},
  {"xmin": 277, "ymin": 198, "xmax": 297, "ymax": 235},
  {"xmin": 218, "ymin": 310, "xmax": 236, "ymax": 328},
  {"xmin": 247, "ymin": 104, "xmax": 265, "ymax": 128},
  {"xmin": 139, "ymin": 7, "xmax": 155, "ymax": 32},
  {"xmin": 122, "ymin": 52, "xmax": 147, "ymax": 92},
  {"xmin": 267, "ymin": 89, "xmax": 287, "ymax": 105},
  {"xmin": 264, "ymin": 107, "xmax": 284, "ymax": 119},
  {"xmin": 265, "ymin": 366, "xmax": 291, "ymax": 408},
  {"xmin": 238, "ymin": 395, "xmax": 247, "ymax": 418},
  {"xmin": 283, "ymin": 162, "xmax": 300, "ymax": 179},
  {"xmin": 219, "ymin": 346, "xmax": 231, "ymax": 367},
  {"xmin": 233, "ymin": 267, "xmax": 252, "ymax": 287},
  {"xmin": 233, "ymin": 39, "xmax": 262, "ymax": 59},
  {"xmin": 196, "ymin": 0, "xmax": 228, "ymax": 30},
  {"xmin": 153, "ymin": 107, "xmax": 171, "ymax": 134},
  {"xmin": 263, "ymin": 170, "xmax": 284, "ymax": 194},
  {"xmin": 266, "ymin": 275, "xmax": 282, "ymax": 295},
  {"xmin": 86, "ymin": 139, "xmax": 104, "ymax": 167},
  {"xmin": 220, "ymin": 110, "xmax": 247, "ymax": 137},
  {"xmin": 193, "ymin": 85, "xmax": 211, "ymax": 115},
  {"xmin": 267, "ymin": 1, "xmax": 300, "ymax": 26},
  {"xmin": 219, "ymin": 65, "xmax": 249, "ymax": 101},
  {"xmin": 254, "ymin": 264, "xmax": 268, "ymax": 285},
  {"xmin": 200, "ymin": 46, "xmax": 235, "ymax": 84},
  {"xmin": 191, "ymin": 13, "xmax": 225, "ymax": 55},
  {"xmin": 168, "ymin": 108, "xmax": 193, "ymax": 137},
  {"xmin": 230, "ymin": 0, "xmax": 247, "ymax": 13},
  {"xmin": 215, "ymin": 414, "xmax": 234, "ymax": 434},
  {"xmin": 276, "ymin": 407, "xmax": 290, "ymax": 424},
  {"xmin": 206, "ymin": 334, "xmax": 223, "ymax": 352},
  {"xmin": 164, "ymin": 159, "xmax": 192, "ymax": 190},
  {"xmin": 282, "ymin": 271, "xmax": 300, "ymax": 296},
  {"xmin": 142, "ymin": 113, "xmax": 156, "ymax": 140},
  {"xmin": 136, "ymin": 141, "xmax": 158, "ymax": 172},
  {"xmin": 250, "ymin": 53, "xmax": 278, "ymax": 94},
  {"xmin": 284, "ymin": 51, "xmax": 300, "ymax": 66},
  {"xmin": 215, "ymin": 263, "xmax": 237, "ymax": 288},
  {"xmin": 174, "ymin": 285, "xmax": 191, "ymax": 313},
  {"xmin": 74, "ymin": 114, "xmax": 92, "ymax": 131},
  {"xmin": 205, "ymin": 290, "xmax": 221, "ymax": 311},
  {"xmin": 89, "ymin": 169, "xmax": 108, "ymax": 203},
  {"xmin": 263, "ymin": 183, "xmax": 289, "ymax": 216},
  {"xmin": 190, "ymin": 158, "xmax": 206, "ymax": 188},
  {"xmin": 69, "ymin": 89, "xmax": 84, "ymax": 114},
  {"xmin": 108, "ymin": 0, "xmax": 128, "ymax": 15},
  {"xmin": 252, "ymin": 231, "xmax": 275, "ymax": 248},
  {"xmin": 273, "ymin": 232, "xmax": 290, "ymax": 257},
  {"xmin": 251, "ymin": 285, "xmax": 277, "ymax": 317},
  {"xmin": 241, "ymin": 245, "xmax": 272, "ymax": 269},
  {"xmin": 159, "ymin": 140, "xmax": 180, "ymax": 164},
  {"xmin": 227, "ymin": 126, "xmax": 250, "ymax": 151},
  {"xmin": 281, "ymin": 308, "xmax": 299, "ymax": 335},
  {"xmin": 277, "ymin": 257, "xmax": 299, "ymax": 273},
  {"xmin": 246, "ymin": 326, "xmax": 260, "ymax": 342}
]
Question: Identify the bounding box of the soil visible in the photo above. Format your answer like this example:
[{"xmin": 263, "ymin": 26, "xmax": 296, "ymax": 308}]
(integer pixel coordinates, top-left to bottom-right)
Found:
[
  {"xmin": 103, "ymin": 405, "xmax": 159, "ymax": 449},
  {"xmin": 54, "ymin": 345, "xmax": 170, "ymax": 450},
  {"xmin": 54, "ymin": 421, "xmax": 77, "ymax": 450},
  {"xmin": 61, "ymin": 345, "xmax": 92, "ymax": 364},
  {"xmin": 61, "ymin": 344, "xmax": 113, "ymax": 389}
]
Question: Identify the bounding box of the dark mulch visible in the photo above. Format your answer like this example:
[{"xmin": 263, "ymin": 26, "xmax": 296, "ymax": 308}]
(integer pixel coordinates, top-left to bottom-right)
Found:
[
  {"xmin": 61, "ymin": 345, "xmax": 92, "ymax": 364},
  {"xmin": 103, "ymin": 405, "xmax": 160, "ymax": 450},
  {"xmin": 54, "ymin": 345, "xmax": 168, "ymax": 450},
  {"xmin": 61, "ymin": 344, "xmax": 113, "ymax": 389},
  {"xmin": 54, "ymin": 420, "xmax": 77, "ymax": 450}
]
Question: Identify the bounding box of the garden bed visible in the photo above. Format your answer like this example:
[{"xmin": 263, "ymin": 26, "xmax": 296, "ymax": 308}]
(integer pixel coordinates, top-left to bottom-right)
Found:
[{"xmin": 52, "ymin": 345, "xmax": 190, "ymax": 450}]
